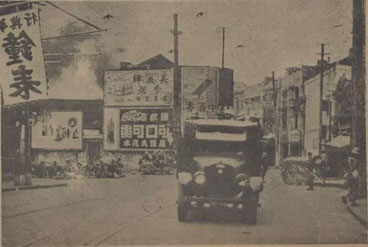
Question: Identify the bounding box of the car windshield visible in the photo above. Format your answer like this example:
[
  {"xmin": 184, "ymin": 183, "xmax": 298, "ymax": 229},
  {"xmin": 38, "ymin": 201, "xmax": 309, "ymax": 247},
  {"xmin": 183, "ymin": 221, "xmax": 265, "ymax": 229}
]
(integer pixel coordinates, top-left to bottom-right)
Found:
[{"xmin": 189, "ymin": 140, "xmax": 246, "ymax": 155}]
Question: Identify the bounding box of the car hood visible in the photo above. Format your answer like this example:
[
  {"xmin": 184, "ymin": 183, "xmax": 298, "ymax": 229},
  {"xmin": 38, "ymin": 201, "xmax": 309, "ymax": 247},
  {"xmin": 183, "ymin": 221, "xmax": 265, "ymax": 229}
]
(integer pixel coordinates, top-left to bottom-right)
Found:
[{"xmin": 192, "ymin": 154, "xmax": 244, "ymax": 168}]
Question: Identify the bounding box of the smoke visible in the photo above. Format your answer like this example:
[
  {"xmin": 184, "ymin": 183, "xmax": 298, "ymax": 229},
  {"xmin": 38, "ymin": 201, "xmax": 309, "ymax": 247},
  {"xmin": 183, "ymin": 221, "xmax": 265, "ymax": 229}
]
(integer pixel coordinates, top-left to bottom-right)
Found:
[
  {"xmin": 47, "ymin": 55, "xmax": 103, "ymax": 100},
  {"xmin": 45, "ymin": 21, "xmax": 125, "ymax": 99}
]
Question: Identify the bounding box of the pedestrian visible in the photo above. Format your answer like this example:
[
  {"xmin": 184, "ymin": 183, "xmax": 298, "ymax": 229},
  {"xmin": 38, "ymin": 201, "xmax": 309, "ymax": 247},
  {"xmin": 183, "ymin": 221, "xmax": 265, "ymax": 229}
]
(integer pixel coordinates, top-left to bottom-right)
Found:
[
  {"xmin": 306, "ymin": 152, "xmax": 314, "ymax": 191},
  {"xmin": 342, "ymin": 147, "xmax": 361, "ymax": 207},
  {"xmin": 314, "ymin": 151, "xmax": 328, "ymax": 184},
  {"xmin": 261, "ymin": 152, "xmax": 268, "ymax": 180}
]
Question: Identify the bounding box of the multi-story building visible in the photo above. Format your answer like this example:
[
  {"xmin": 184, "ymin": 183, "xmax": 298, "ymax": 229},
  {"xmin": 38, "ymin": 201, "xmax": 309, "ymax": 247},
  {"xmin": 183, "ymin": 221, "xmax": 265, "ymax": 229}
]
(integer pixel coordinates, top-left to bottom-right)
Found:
[
  {"xmin": 234, "ymin": 77, "xmax": 275, "ymax": 135},
  {"xmin": 304, "ymin": 57, "xmax": 351, "ymax": 156}
]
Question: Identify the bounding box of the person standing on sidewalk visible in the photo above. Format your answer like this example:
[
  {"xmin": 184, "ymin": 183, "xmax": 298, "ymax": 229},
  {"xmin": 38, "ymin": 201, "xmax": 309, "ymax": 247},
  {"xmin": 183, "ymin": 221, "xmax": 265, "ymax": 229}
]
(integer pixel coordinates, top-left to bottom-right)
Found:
[
  {"xmin": 261, "ymin": 152, "xmax": 269, "ymax": 181},
  {"xmin": 342, "ymin": 147, "xmax": 361, "ymax": 207},
  {"xmin": 306, "ymin": 152, "xmax": 315, "ymax": 191}
]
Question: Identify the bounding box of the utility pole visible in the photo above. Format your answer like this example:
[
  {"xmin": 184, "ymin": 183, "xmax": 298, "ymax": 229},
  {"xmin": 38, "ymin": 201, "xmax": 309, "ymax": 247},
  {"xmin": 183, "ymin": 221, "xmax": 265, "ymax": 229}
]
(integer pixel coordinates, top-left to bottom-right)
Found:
[
  {"xmin": 221, "ymin": 27, "xmax": 225, "ymax": 68},
  {"xmin": 275, "ymin": 79, "xmax": 282, "ymax": 167},
  {"xmin": 351, "ymin": 0, "xmax": 366, "ymax": 162},
  {"xmin": 316, "ymin": 43, "xmax": 329, "ymax": 154},
  {"xmin": 272, "ymin": 71, "xmax": 278, "ymax": 167},
  {"xmin": 171, "ymin": 13, "xmax": 182, "ymax": 138}
]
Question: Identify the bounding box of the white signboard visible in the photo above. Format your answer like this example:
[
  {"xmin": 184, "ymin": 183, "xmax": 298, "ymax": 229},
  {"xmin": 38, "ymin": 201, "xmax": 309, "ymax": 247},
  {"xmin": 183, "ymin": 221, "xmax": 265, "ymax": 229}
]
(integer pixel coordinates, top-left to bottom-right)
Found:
[
  {"xmin": 0, "ymin": 8, "xmax": 47, "ymax": 105},
  {"xmin": 288, "ymin": 130, "xmax": 301, "ymax": 142},
  {"xmin": 32, "ymin": 112, "xmax": 83, "ymax": 150},
  {"xmin": 104, "ymin": 69, "xmax": 173, "ymax": 106}
]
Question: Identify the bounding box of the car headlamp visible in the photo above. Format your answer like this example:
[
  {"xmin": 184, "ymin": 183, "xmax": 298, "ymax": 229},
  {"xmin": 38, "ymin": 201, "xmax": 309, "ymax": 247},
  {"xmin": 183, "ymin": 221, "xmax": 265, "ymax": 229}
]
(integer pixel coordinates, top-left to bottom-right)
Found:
[
  {"xmin": 194, "ymin": 171, "xmax": 205, "ymax": 185},
  {"xmin": 178, "ymin": 172, "xmax": 192, "ymax": 184},
  {"xmin": 235, "ymin": 173, "xmax": 249, "ymax": 187}
]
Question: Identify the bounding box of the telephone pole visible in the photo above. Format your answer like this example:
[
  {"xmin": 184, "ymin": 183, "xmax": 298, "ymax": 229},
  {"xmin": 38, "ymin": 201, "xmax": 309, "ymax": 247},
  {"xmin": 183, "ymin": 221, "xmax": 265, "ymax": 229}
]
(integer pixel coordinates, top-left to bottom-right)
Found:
[
  {"xmin": 272, "ymin": 71, "xmax": 279, "ymax": 167},
  {"xmin": 351, "ymin": 0, "xmax": 366, "ymax": 161},
  {"xmin": 171, "ymin": 14, "xmax": 182, "ymax": 137},
  {"xmin": 222, "ymin": 27, "xmax": 225, "ymax": 68},
  {"xmin": 317, "ymin": 43, "xmax": 329, "ymax": 154}
]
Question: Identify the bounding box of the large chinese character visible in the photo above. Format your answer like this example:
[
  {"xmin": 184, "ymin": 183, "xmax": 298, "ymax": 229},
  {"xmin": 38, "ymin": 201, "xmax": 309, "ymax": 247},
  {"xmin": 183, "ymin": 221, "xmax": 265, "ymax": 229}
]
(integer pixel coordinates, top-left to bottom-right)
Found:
[
  {"xmin": 138, "ymin": 85, "xmax": 146, "ymax": 95},
  {"xmin": 10, "ymin": 15, "xmax": 22, "ymax": 29},
  {"xmin": 132, "ymin": 125, "xmax": 144, "ymax": 138},
  {"xmin": 9, "ymin": 65, "xmax": 41, "ymax": 100},
  {"xmin": 24, "ymin": 12, "xmax": 38, "ymax": 26},
  {"xmin": 185, "ymin": 102, "xmax": 195, "ymax": 112},
  {"xmin": 120, "ymin": 124, "xmax": 133, "ymax": 138},
  {"xmin": 2, "ymin": 31, "xmax": 35, "ymax": 65},
  {"xmin": 160, "ymin": 73, "xmax": 168, "ymax": 84},
  {"xmin": 150, "ymin": 113, "xmax": 158, "ymax": 122},
  {"xmin": 0, "ymin": 18, "xmax": 8, "ymax": 33},
  {"xmin": 154, "ymin": 84, "xmax": 161, "ymax": 94},
  {"xmin": 160, "ymin": 112, "xmax": 169, "ymax": 121}
]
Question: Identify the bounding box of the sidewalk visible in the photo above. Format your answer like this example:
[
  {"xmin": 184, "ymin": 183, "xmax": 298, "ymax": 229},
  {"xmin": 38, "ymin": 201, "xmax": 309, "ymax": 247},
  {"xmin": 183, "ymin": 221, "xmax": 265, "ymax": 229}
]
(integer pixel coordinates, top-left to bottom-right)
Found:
[
  {"xmin": 345, "ymin": 198, "xmax": 367, "ymax": 228},
  {"xmin": 2, "ymin": 178, "xmax": 68, "ymax": 192}
]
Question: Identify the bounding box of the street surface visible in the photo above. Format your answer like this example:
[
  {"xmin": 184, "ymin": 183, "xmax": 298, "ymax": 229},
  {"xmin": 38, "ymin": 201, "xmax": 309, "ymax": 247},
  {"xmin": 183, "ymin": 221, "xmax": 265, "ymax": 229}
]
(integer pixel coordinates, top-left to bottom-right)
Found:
[{"xmin": 2, "ymin": 168, "xmax": 367, "ymax": 246}]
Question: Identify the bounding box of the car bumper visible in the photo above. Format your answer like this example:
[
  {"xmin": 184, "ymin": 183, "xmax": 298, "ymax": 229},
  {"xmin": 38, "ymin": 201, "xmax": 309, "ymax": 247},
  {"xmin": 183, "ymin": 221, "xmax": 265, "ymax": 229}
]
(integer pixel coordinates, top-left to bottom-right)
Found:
[{"xmin": 177, "ymin": 196, "xmax": 246, "ymax": 210}]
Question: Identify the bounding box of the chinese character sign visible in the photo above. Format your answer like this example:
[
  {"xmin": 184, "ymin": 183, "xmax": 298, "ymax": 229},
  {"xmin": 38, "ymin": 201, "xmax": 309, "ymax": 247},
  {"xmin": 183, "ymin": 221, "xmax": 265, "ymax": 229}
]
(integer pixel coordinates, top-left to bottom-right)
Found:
[
  {"xmin": 0, "ymin": 9, "xmax": 47, "ymax": 105},
  {"xmin": 119, "ymin": 109, "xmax": 173, "ymax": 150},
  {"xmin": 180, "ymin": 66, "xmax": 220, "ymax": 134},
  {"xmin": 32, "ymin": 112, "xmax": 83, "ymax": 150},
  {"xmin": 104, "ymin": 69, "xmax": 174, "ymax": 106}
]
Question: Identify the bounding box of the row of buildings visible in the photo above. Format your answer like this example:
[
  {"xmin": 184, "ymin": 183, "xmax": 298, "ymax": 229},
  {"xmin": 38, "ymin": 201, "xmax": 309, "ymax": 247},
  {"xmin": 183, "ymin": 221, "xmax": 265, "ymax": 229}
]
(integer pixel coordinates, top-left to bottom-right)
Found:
[
  {"xmin": 2, "ymin": 53, "xmax": 234, "ymax": 175},
  {"xmin": 234, "ymin": 56, "xmax": 352, "ymax": 177}
]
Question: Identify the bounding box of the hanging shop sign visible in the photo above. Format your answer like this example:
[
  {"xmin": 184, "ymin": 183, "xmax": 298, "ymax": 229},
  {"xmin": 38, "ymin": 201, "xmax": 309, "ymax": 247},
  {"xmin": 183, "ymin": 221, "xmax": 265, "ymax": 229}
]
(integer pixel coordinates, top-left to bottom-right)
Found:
[
  {"xmin": 119, "ymin": 109, "xmax": 173, "ymax": 150},
  {"xmin": 32, "ymin": 112, "xmax": 82, "ymax": 150},
  {"xmin": 288, "ymin": 130, "xmax": 301, "ymax": 143},
  {"xmin": 104, "ymin": 69, "xmax": 173, "ymax": 106},
  {"xmin": 0, "ymin": 8, "xmax": 47, "ymax": 105},
  {"xmin": 181, "ymin": 67, "xmax": 220, "ymax": 133}
]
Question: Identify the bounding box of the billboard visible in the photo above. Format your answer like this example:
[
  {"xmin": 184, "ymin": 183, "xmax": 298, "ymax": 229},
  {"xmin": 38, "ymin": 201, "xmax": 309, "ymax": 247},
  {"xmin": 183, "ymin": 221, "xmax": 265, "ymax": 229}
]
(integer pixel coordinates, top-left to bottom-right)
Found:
[
  {"xmin": 0, "ymin": 8, "xmax": 47, "ymax": 105},
  {"xmin": 180, "ymin": 66, "xmax": 220, "ymax": 133},
  {"xmin": 119, "ymin": 109, "xmax": 174, "ymax": 150},
  {"xmin": 104, "ymin": 69, "xmax": 174, "ymax": 106},
  {"xmin": 32, "ymin": 112, "xmax": 83, "ymax": 150}
]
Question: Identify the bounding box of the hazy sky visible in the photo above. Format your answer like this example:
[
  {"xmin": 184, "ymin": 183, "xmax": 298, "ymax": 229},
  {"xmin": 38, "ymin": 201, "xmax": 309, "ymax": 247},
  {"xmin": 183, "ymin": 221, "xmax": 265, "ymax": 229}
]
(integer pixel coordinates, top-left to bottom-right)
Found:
[{"xmin": 40, "ymin": 0, "xmax": 352, "ymax": 84}]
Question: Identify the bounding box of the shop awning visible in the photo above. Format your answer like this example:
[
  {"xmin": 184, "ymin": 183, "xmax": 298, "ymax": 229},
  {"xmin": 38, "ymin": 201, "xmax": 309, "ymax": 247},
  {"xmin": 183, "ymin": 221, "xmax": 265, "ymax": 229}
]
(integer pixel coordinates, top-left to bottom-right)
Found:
[{"xmin": 323, "ymin": 135, "xmax": 350, "ymax": 148}]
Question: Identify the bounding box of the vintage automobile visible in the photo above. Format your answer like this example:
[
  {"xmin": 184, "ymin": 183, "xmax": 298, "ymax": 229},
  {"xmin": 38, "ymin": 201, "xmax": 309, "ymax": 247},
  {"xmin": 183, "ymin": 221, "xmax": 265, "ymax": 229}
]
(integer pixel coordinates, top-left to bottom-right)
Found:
[{"xmin": 176, "ymin": 119, "xmax": 264, "ymax": 224}]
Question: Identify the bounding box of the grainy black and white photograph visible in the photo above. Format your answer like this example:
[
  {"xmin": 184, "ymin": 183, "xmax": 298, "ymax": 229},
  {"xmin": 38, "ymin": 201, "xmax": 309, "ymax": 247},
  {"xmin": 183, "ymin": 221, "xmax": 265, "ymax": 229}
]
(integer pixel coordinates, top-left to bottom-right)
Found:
[{"xmin": 0, "ymin": 0, "xmax": 367, "ymax": 246}]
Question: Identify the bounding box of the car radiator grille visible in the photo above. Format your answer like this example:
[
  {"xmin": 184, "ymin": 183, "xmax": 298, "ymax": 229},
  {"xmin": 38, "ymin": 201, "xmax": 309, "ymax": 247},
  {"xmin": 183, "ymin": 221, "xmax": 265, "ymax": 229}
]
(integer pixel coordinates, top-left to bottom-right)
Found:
[{"xmin": 204, "ymin": 165, "xmax": 236, "ymax": 199}]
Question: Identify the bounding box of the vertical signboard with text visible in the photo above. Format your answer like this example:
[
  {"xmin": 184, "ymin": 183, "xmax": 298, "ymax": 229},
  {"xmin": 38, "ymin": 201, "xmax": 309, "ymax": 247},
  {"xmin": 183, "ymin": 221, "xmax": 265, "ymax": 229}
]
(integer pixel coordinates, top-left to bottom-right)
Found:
[
  {"xmin": 0, "ymin": 8, "xmax": 47, "ymax": 105},
  {"xmin": 180, "ymin": 66, "xmax": 220, "ymax": 134}
]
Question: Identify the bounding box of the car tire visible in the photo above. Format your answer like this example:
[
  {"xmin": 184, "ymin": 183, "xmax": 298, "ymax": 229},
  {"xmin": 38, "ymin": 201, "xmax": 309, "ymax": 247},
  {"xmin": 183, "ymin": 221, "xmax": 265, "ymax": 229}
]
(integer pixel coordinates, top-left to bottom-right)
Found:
[{"xmin": 178, "ymin": 206, "xmax": 188, "ymax": 222}]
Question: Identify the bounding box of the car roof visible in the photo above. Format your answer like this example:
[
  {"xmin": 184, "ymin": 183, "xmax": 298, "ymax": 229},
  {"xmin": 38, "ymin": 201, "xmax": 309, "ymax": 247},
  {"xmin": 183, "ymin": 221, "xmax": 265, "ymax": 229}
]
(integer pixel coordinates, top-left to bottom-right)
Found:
[{"xmin": 185, "ymin": 119, "xmax": 258, "ymax": 128}]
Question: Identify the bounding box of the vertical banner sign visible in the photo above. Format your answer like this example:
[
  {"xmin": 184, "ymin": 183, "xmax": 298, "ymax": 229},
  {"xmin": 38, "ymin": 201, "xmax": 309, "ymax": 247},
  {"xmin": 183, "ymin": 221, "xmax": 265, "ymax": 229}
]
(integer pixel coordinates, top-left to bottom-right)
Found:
[
  {"xmin": 0, "ymin": 8, "xmax": 47, "ymax": 105},
  {"xmin": 119, "ymin": 109, "xmax": 174, "ymax": 150}
]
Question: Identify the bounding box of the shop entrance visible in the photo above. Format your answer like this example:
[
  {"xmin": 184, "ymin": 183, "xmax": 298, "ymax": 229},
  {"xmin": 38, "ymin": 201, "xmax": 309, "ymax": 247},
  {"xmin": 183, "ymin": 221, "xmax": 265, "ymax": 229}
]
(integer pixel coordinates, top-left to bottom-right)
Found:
[{"xmin": 86, "ymin": 141, "xmax": 101, "ymax": 163}]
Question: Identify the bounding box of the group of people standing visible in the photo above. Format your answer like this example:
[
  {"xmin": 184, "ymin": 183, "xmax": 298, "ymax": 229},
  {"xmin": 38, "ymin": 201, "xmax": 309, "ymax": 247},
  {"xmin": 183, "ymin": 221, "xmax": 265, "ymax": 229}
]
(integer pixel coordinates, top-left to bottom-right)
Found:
[{"xmin": 305, "ymin": 147, "xmax": 364, "ymax": 207}]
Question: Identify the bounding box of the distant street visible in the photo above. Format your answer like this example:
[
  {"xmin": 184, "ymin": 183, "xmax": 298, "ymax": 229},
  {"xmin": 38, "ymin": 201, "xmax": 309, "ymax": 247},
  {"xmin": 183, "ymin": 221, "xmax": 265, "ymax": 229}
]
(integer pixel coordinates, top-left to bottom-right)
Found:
[{"xmin": 2, "ymin": 169, "xmax": 366, "ymax": 246}]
